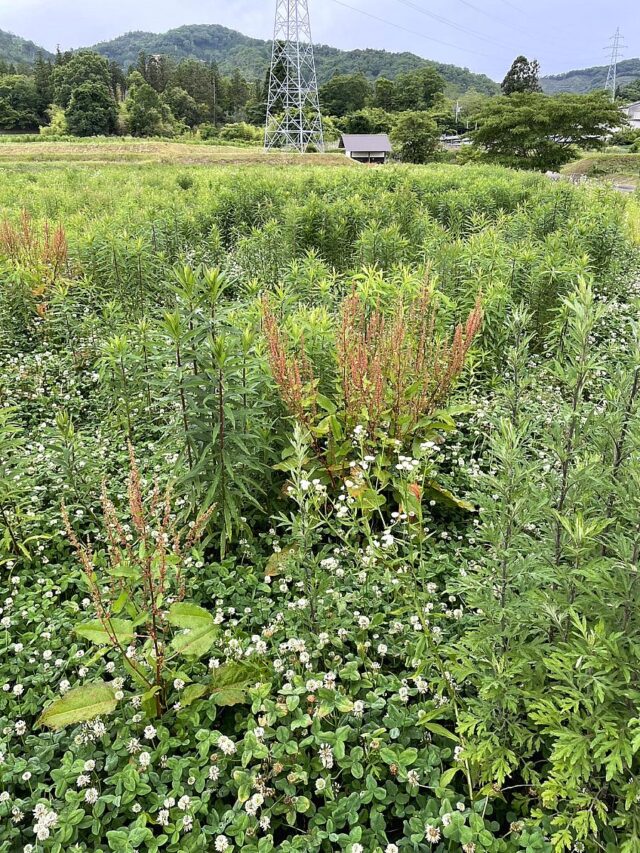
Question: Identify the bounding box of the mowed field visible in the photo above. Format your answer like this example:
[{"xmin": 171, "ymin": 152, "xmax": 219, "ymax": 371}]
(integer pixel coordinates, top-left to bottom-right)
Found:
[{"xmin": 0, "ymin": 138, "xmax": 356, "ymax": 167}]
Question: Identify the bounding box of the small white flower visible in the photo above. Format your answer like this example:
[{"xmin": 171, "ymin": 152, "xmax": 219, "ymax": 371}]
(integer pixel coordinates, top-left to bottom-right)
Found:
[
  {"xmin": 144, "ymin": 725, "xmax": 157, "ymax": 740},
  {"xmin": 218, "ymin": 735, "xmax": 236, "ymax": 755},
  {"xmin": 178, "ymin": 795, "xmax": 191, "ymax": 811},
  {"xmin": 84, "ymin": 788, "xmax": 99, "ymax": 805},
  {"xmin": 215, "ymin": 835, "xmax": 230, "ymax": 851}
]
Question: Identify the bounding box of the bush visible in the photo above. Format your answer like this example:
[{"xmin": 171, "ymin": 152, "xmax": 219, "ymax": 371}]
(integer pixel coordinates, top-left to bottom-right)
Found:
[{"xmin": 218, "ymin": 121, "xmax": 263, "ymax": 143}]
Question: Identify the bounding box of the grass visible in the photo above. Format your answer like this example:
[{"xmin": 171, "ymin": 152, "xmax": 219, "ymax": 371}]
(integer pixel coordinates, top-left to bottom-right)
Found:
[
  {"xmin": 562, "ymin": 152, "xmax": 640, "ymax": 189},
  {"xmin": 0, "ymin": 137, "xmax": 356, "ymax": 168}
]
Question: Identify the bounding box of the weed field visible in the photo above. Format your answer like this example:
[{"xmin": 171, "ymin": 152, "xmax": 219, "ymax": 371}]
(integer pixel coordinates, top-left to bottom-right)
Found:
[{"xmin": 1, "ymin": 158, "xmax": 640, "ymax": 852}]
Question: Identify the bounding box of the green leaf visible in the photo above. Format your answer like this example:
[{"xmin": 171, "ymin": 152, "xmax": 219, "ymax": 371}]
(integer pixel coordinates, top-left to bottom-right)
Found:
[
  {"xmin": 439, "ymin": 766, "xmax": 460, "ymax": 787},
  {"xmin": 210, "ymin": 661, "xmax": 268, "ymax": 707},
  {"xmin": 421, "ymin": 721, "xmax": 459, "ymax": 742},
  {"xmin": 171, "ymin": 625, "xmax": 218, "ymax": 658},
  {"xmin": 38, "ymin": 684, "xmax": 118, "ymax": 730},
  {"xmin": 181, "ymin": 683, "xmax": 208, "ymax": 707},
  {"xmin": 75, "ymin": 619, "xmax": 134, "ymax": 646},
  {"xmin": 424, "ymin": 480, "xmax": 476, "ymax": 512},
  {"xmin": 168, "ymin": 602, "xmax": 214, "ymax": 630},
  {"xmin": 316, "ymin": 394, "xmax": 337, "ymax": 414}
]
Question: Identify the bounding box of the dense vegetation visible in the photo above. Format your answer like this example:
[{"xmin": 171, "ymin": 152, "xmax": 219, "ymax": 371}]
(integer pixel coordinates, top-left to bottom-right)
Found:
[
  {"xmin": 0, "ymin": 24, "xmax": 498, "ymax": 93},
  {"xmin": 541, "ymin": 57, "xmax": 640, "ymax": 95},
  {"xmin": 0, "ymin": 30, "xmax": 53, "ymax": 67},
  {"xmin": 0, "ymin": 156, "xmax": 639, "ymax": 852}
]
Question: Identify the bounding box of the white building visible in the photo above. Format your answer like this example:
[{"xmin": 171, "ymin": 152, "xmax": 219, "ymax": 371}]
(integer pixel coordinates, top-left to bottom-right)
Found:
[{"xmin": 624, "ymin": 101, "xmax": 640, "ymax": 130}]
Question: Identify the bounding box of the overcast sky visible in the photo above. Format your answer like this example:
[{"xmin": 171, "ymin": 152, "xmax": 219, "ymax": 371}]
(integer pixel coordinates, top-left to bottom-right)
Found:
[{"xmin": 0, "ymin": 0, "xmax": 636, "ymax": 80}]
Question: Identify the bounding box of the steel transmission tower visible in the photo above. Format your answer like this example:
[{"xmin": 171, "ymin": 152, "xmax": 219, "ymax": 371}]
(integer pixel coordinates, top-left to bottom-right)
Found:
[
  {"xmin": 604, "ymin": 27, "xmax": 626, "ymax": 102},
  {"xmin": 264, "ymin": 0, "xmax": 324, "ymax": 152}
]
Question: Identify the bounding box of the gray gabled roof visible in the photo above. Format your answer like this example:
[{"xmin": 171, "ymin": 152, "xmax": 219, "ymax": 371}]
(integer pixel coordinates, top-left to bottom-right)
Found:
[{"xmin": 339, "ymin": 133, "xmax": 392, "ymax": 153}]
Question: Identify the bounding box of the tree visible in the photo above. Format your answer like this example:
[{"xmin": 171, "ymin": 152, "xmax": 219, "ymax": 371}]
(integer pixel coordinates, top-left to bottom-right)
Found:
[
  {"xmin": 471, "ymin": 92, "xmax": 626, "ymax": 170},
  {"xmin": 0, "ymin": 75, "xmax": 40, "ymax": 130},
  {"xmin": 319, "ymin": 73, "xmax": 371, "ymax": 117},
  {"xmin": 123, "ymin": 72, "xmax": 174, "ymax": 137},
  {"xmin": 340, "ymin": 108, "xmax": 392, "ymax": 135},
  {"xmin": 163, "ymin": 87, "xmax": 201, "ymax": 128},
  {"xmin": 501, "ymin": 56, "xmax": 542, "ymax": 95},
  {"xmin": 373, "ymin": 77, "xmax": 396, "ymax": 111},
  {"xmin": 33, "ymin": 52, "xmax": 54, "ymax": 118},
  {"xmin": 65, "ymin": 81, "xmax": 118, "ymax": 137},
  {"xmin": 393, "ymin": 67, "xmax": 445, "ymax": 111},
  {"xmin": 619, "ymin": 79, "xmax": 640, "ymax": 103},
  {"xmin": 390, "ymin": 111, "xmax": 439, "ymax": 163},
  {"xmin": 52, "ymin": 51, "xmax": 113, "ymax": 108}
]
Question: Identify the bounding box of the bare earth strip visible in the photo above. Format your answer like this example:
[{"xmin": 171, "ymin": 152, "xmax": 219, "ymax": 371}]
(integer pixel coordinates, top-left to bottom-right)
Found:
[{"xmin": 0, "ymin": 140, "xmax": 356, "ymax": 168}]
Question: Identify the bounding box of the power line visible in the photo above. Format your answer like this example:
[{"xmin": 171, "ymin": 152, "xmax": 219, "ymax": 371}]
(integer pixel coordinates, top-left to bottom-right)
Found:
[
  {"xmin": 327, "ymin": 0, "xmax": 493, "ymax": 59},
  {"xmin": 388, "ymin": 0, "xmax": 512, "ymax": 51}
]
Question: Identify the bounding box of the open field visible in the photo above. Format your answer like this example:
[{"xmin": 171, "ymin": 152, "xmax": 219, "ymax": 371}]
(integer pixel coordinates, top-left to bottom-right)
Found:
[
  {"xmin": 0, "ymin": 138, "xmax": 355, "ymax": 168},
  {"xmin": 1, "ymin": 157, "xmax": 640, "ymax": 851}
]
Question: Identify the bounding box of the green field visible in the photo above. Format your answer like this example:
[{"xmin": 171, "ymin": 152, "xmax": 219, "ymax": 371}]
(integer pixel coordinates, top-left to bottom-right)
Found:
[
  {"xmin": 1, "ymin": 144, "xmax": 640, "ymax": 852},
  {"xmin": 562, "ymin": 151, "xmax": 640, "ymax": 189}
]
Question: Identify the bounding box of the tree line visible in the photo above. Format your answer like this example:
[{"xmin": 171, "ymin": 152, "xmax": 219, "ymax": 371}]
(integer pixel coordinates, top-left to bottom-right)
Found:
[{"xmin": 0, "ymin": 49, "xmax": 631, "ymax": 171}]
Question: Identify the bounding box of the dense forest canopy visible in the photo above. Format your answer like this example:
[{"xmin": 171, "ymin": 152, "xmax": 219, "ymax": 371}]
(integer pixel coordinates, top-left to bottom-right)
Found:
[
  {"xmin": 0, "ymin": 24, "xmax": 498, "ymax": 94},
  {"xmin": 542, "ymin": 57, "xmax": 640, "ymax": 94}
]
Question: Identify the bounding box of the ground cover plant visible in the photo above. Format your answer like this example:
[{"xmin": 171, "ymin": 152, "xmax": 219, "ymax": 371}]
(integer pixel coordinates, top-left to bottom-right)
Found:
[{"xmin": 1, "ymin": 149, "xmax": 640, "ymax": 852}]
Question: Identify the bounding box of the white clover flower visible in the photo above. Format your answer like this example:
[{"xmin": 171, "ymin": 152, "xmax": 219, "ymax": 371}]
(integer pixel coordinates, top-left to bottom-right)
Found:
[
  {"xmin": 84, "ymin": 788, "xmax": 99, "ymax": 805},
  {"xmin": 215, "ymin": 836, "xmax": 230, "ymax": 851},
  {"xmin": 144, "ymin": 725, "xmax": 157, "ymax": 740},
  {"xmin": 218, "ymin": 735, "xmax": 236, "ymax": 755},
  {"xmin": 319, "ymin": 743, "xmax": 334, "ymax": 769},
  {"xmin": 173, "ymin": 678, "xmax": 185, "ymax": 691},
  {"xmin": 14, "ymin": 720, "xmax": 26, "ymax": 736},
  {"xmin": 425, "ymin": 825, "xmax": 441, "ymax": 844},
  {"xmin": 386, "ymin": 845, "xmax": 399, "ymax": 853},
  {"xmin": 157, "ymin": 809, "xmax": 169, "ymax": 826},
  {"xmin": 353, "ymin": 700, "xmax": 365, "ymax": 718},
  {"xmin": 182, "ymin": 814, "xmax": 193, "ymax": 832},
  {"xmin": 76, "ymin": 774, "xmax": 90, "ymax": 788},
  {"xmin": 178, "ymin": 795, "xmax": 191, "ymax": 811},
  {"xmin": 352, "ymin": 844, "xmax": 364, "ymax": 853},
  {"xmin": 209, "ymin": 765, "xmax": 220, "ymax": 781},
  {"xmin": 138, "ymin": 751, "xmax": 151, "ymax": 769}
]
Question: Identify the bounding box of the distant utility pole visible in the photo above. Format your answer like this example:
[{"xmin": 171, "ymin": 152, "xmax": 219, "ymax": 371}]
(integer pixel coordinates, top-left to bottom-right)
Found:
[
  {"xmin": 264, "ymin": 0, "xmax": 324, "ymax": 152},
  {"xmin": 604, "ymin": 27, "xmax": 626, "ymax": 102}
]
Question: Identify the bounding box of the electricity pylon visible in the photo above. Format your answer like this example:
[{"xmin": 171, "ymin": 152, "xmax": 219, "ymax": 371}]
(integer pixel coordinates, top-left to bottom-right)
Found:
[
  {"xmin": 264, "ymin": 0, "xmax": 324, "ymax": 152},
  {"xmin": 604, "ymin": 27, "xmax": 626, "ymax": 102}
]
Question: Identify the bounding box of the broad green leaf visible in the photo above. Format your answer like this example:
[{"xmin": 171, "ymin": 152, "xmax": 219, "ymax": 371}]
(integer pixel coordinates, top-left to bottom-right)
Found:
[
  {"xmin": 171, "ymin": 625, "xmax": 218, "ymax": 658},
  {"xmin": 75, "ymin": 619, "xmax": 134, "ymax": 646},
  {"xmin": 210, "ymin": 661, "xmax": 268, "ymax": 707},
  {"xmin": 38, "ymin": 684, "xmax": 118, "ymax": 729},
  {"xmin": 424, "ymin": 480, "xmax": 476, "ymax": 513},
  {"xmin": 181, "ymin": 683, "xmax": 208, "ymax": 707},
  {"xmin": 168, "ymin": 602, "xmax": 214, "ymax": 630}
]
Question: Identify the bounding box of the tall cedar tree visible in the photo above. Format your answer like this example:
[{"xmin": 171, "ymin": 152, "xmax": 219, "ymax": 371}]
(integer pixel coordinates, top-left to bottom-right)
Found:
[{"xmin": 501, "ymin": 55, "xmax": 542, "ymax": 95}]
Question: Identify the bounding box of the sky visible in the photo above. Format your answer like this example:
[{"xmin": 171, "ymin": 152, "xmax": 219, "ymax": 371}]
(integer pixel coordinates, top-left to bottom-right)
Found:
[{"xmin": 0, "ymin": 0, "xmax": 637, "ymax": 80}]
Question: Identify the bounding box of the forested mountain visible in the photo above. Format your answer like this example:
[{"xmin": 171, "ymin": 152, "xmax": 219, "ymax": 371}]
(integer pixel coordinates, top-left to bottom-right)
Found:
[
  {"xmin": 0, "ymin": 30, "xmax": 53, "ymax": 67},
  {"xmin": 87, "ymin": 24, "xmax": 498, "ymax": 93},
  {"xmin": 541, "ymin": 58, "xmax": 640, "ymax": 94}
]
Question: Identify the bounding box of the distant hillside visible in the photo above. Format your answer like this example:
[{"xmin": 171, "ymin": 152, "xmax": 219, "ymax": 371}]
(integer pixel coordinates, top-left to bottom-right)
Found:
[
  {"xmin": 0, "ymin": 29, "xmax": 53, "ymax": 66},
  {"xmin": 542, "ymin": 58, "xmax": 640, "ymax": 94},
  {"xmin": 88, "ymin": 24, "xmax": 498, "ymax": 93}
]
